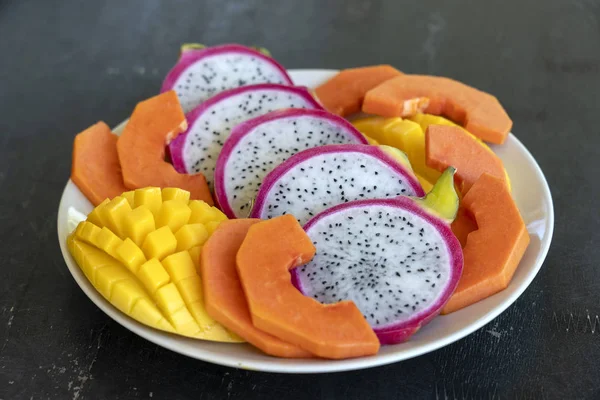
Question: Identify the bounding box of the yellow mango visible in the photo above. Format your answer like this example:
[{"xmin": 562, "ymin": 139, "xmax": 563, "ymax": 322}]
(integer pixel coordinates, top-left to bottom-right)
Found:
[
  {"xmin": 175, "ymin": 223, "xmax": 209, "ymax": 251},
  {"xmin": 121, "ymin": 191, "xmax": 135, "ymax": 208},
  {"xmin": 162, "ymin": 251, "xmax": 196, "ymax": 284},
  {"xmin": 111, "ymin": 280, "xmax": 149, "ymax": 314},
  {"xmin": 115, "ymin": 238, "xmax": 147, "ymax": 273},
  {"xmin": 123, "ymin": 206, "xmax": 155, "ymax": 247},
  {"xmin": 189, "ymin": 200, "xmax": 221, "ymax": 224},
  {"xmin": 155, "ymin": 200, "xmax": 191, "ymax": 232},
  {"xmin": 95, "ymin": 227, "xmax": 123, "ymax": 259},
  {"xmin": 130, "ymin": 298, "xmax": 175, "ymax": 333},
  {"xmin": 187, "ymin": 246, "xmax": 202, "ymax": 271},
  {"xmin": 78, "ymin": 221, "xmax": 102, "ymax": 244},
  {"xmin": 142, "ymin": 226, "xmax": 177, "ymax": 260},
  {"xmin": 161, "ymin": 188, "xmax": 191, "ymax": 203},
  {"xmin": 205, "ymin": 221, "xmax": 221, "ymax": 235},
  {"xmin": 168, "ymin": 307, "xmax": 201, "ymax": 336},
  {"xmin": 100, "ymin": 197, "xmax": 132, "ymax": 238},
  {"xmin": 95, "ymin": 265, "xmax": 132, "ymax": 300},
  {"xmin": 86, "ymin": 198, "xmax": 110, "ymax": 227},
  {"xmin": 134, "ymin": 187, "xmax": 162, "ymax": 217},
  {"xmin": 137, "ymin": 258, "xmax": 170, "ymax": 294},
  {"xmin": 67, "ymin": 187, "xmax": 238, "ymax": 342}
]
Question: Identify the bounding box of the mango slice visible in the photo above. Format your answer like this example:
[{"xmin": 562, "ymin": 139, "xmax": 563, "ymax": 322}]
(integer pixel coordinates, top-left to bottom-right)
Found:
[{"xmin": 67, "ymin": 187, "xmax": 242, "ymax": 342}]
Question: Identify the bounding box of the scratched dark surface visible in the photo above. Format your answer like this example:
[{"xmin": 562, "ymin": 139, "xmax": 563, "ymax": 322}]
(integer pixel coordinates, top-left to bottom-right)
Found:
[{"xmin": 0, "ymin": 0, "xmax": 599, "ymax": 398}]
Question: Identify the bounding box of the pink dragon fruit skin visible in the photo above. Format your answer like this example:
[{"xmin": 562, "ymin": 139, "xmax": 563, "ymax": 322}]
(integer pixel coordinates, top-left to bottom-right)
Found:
[
  {"xmin": 292, "ymin": 197, "xmax": 463, "ymax": 345},
  {"xmin": 250, "ymin": 144, "xmax": 425, "ymax": 225},
  {"xmin": 213, "ymin": 109, "xmax": 369, "ymax": 219},
  {"xmin": 168, "ymin": 84, "xmax": 324, "ymax": 184},
  {"xmin": 161, "ymin": 44, "xmax": 293, "ymax": 113}
]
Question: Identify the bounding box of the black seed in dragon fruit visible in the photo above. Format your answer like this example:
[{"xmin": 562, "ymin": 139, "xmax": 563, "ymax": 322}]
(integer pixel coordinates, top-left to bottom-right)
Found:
[
  {"xmin": 250, "ymin": 144, "xmax": 425, "ymax": 225},
  {"xmin": 291, "ymin": 168, "xmax": 463, "ymax": 344},
  {"xmin": 214, "ymin": 109, "xmax": 368, "ymax": 218},
  {"xmin": 168, "ymin": 84, "xmax": 323, "ymax": 186},
  {"xmin": 161, "ymin": 44, "xmax": 293, "ymax": 113}
]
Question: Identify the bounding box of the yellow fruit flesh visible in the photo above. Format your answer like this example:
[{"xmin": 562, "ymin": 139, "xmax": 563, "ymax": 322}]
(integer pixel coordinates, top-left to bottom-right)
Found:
[
  {"xmin": 353, "ymin": 114, "xmax": 512, "ymax": 192},
  {"xmin": 67, "ymin": 187, "xmax": 242, "ymax": 342}
]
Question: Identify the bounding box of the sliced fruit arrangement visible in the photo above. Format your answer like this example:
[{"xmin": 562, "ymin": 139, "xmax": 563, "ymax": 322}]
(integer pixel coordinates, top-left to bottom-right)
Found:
[
  {"xmin": 250, "ymin": 144, "xmax": 425, "ymax": 225},
  {"xmin": 168, "ymin": 84, "xmax": 324, "ymax": 182},
  {"xmin": 65, "ymin": 49, "xmax": 533, "ymax": 360},
  {"xmin": 161, "ymin": 44, "xmax": 293, "ymax": 113},
  {"xmin": 67, "ymin": 187, "xmax": 239, "ymax": 341},
  {"xmin": 214, "ymin": 109, "xmax": 368, "ymax": 218},
  {"xmin": 292, "ymin": 168, "xmax": 462, "ymax": 344}
]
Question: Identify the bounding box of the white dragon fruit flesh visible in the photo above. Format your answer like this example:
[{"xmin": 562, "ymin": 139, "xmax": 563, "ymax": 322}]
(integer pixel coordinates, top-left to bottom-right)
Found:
[
  {"xmin": 291, "ymin": 168, "xmax": 463, "ymax": 344},
  {"xmin": 168, "ymin": 84, "xmax": 323, "ymax": 185},
  {"xmin": 161, "ymin": 44, "xmax": 293, "ymax": 113},
  {"xmin": 214, "ymin": 109, "xmax": 368, "ymax": 218},
  {"xmin": 250, "ymin": 144, "xmax": 425, "ymax": 225}
]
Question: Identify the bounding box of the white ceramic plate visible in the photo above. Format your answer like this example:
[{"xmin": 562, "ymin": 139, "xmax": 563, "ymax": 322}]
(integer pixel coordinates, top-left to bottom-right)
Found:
[{"xmin": 57, "ymin": 69, "xmax": 554, "ymax": 373}]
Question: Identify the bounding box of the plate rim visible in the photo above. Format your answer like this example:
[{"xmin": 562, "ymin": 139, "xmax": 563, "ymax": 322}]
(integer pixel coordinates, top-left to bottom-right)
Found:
[{"xmin": 57, "ymin": 69, "xmax": 554, "ymax": 373}]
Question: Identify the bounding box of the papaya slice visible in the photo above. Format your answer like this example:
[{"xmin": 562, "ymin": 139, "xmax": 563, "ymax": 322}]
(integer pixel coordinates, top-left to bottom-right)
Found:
[
  {"xmin": 236, "ymin": 215, "xmax": 380, "ymax": 359},
  {"xmin": 362, "ymin": 75, "xmax": 513, "ymax": 144},
  {"xmin": 315, "ymin": 65, "xmax": 402, "ymax": 116},
  {"xmin": 71, "ymin": 122, "xmax": 129, "ymax": 206},
  {"xmin": 425, "ymin": 125, "xmax": 509, "ymax": 193},
  {"xmin": 442, "ymin": 174, "xmax": 530, "ymax": 314},
  {"xmin": 451, "ymin": 206, "xmax": 478, "ymax": 248},
  {"xmin": 117, "ymin": 91, "xmax": 213, "ymax": 204},
  {"xmin": 201, "ymin": 219, "xmax": 313, "ymax": 358}
]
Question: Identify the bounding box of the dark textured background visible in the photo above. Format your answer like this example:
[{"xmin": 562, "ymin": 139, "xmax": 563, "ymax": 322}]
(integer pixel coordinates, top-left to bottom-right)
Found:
[{"xmin": 1, "ymin": 0, "xmax": 599, "ymax": 398}]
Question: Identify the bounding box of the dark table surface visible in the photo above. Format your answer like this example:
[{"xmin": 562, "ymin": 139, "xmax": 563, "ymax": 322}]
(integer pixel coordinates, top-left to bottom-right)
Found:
[{"xmin": 1, "ymin": 0, "xmax": 599, "ymax": 398}]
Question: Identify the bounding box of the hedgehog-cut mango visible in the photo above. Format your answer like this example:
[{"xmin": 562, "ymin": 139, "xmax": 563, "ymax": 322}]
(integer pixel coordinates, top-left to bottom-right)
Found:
[{"xmin": 67, "ymin": 187, "xmax": 240, "ymax": 342}]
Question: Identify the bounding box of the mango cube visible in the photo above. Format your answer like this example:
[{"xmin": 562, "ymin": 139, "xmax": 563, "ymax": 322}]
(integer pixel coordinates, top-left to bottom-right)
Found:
[
  {"xmin": 130, "ymin": 298, "xmax": 174, "ymax": 332},
  {"xmin": 155, "ymin": 200, "xmax": 191, "ymax": 232},
  {"xmin": 161, "ymin": 188, "xmax": 190, "ymax": 203},
  {"xmin": 86, "ymin": 198, "xmax": 110, "ymax": 227},
  {"xmin": 205, "ymin": 221, "xmax": 221, "ymax": 235},
  {"xmin": 142, "ymin": 226, "xmax": 177, "ymax": 260},
  {"xmin": 124, "ymin": 206, "xmax": 155, "ymax": 247},
  {"xmin": 95, "ymin": 265, "xmax": 133, "ymax": 299},
  {"xmin": 168, "ymin": 307, "xmax": 201, "ymax": 336},
  {"xmin": 162, "ymin": 251, "xmax": 197, "ymax": 284},
  {"xmin": 100, "ymin": 197, "xmax": 132, "ymax": 238},
  {"xmin": 134, "ymin": 187, "xmax": 162, "ymax": 217},
  {"xmin": 188, "ymin": 200, "xmax": 218, "ymax": 224},
  {"xmin": 111, "ymin": 280, "xmax": 148, "ymax": 314},
  {"xmin": 188, "ymin": 246, "xmax": 202, "ymax": 271},
  {"xmin": 175, "ymin": 223, "xmax": 209, "ymax": 251},
  {"xmin": 116, "ymin": 238, "xmax": 147, "ymax": 273},
  {"xmin": 137, "ymin": 258, "xmax": 170, "ymax": 294},
  {"xmin": 121, "ymin": 191, "xmax": 135, "ymax": 208},
  {"xmin": 155, "ymin": 282, "xmax": 185, "ymax": 315},
  {"xmin": 95, "ymin": 227, "xmax": 124, "ymax": 259},
  {"xmin": 78, "ymin": 221, "xmax": 102, "ymax": 244},
  {"xmin": 176, "ymin": 275, "xmax": 203, "ymax": 305}
]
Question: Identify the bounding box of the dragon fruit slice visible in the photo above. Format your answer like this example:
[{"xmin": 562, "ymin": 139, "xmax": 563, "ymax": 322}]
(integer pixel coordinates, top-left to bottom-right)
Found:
[
  {"xmin": 161, "ymin": 44, "xmax": 293, "ymax": 113},
  {"xmin": 250, "ymin": 144, "xmax": 425, "ymax": 225},
  {"xmin": 168, "ymin": 84, "xmax": 323, "ymax": 182},
  {"xmin": 214, "ymin": 109, "xmax": 368, "ymax": 218},
  {"xmin": 292, "ymin": 168, "xmax": 463, "ymax": 344}
]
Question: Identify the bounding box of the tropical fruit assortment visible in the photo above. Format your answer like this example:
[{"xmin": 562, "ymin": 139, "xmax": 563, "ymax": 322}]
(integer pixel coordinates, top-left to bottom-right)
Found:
[{"xmin": 67, "ymin": 43, "xmax": 530, "ymax": 360}]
